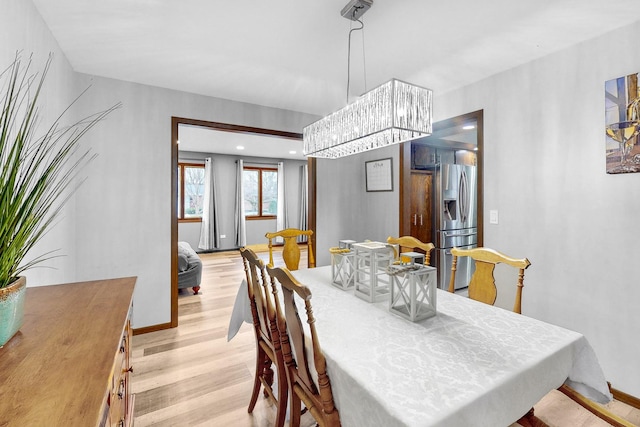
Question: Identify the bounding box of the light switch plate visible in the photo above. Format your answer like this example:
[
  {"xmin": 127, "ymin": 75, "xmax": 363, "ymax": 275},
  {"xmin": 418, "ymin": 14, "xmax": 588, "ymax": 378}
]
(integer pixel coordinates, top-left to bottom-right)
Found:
[{"xmin": 489, "ymin": 210, "xmax": 499, "ymax": 225}]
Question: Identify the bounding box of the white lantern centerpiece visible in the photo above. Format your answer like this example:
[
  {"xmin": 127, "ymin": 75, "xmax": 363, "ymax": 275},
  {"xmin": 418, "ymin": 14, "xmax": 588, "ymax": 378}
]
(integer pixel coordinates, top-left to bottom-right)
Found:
[
  {"xmin": 330, "ymin": 240, "xmax": 356, "ymax": 290},
  {"xmin": 387, "ymin": 251, "xmax": 437, "ymax": 321},
  {"xmin": 353, "ymin": 242, "xmax": 395, "ymax": 302}
]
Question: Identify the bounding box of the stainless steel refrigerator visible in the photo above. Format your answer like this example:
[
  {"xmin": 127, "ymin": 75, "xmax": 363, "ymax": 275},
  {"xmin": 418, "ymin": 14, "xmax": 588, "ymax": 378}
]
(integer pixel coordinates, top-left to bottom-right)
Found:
[{"xmin": 433, "ymin": 164, "xmax": 477, "ymax": 290}]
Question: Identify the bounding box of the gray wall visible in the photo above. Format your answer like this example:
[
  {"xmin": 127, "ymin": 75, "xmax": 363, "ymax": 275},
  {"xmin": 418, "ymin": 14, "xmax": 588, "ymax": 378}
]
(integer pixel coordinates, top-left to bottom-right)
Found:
[
  {"xmin": 434, "ymin": 22, "xmax": 640, "ymax": 395},
  {"xmin": 3, "ymin": 0, "xmax": 319, "ymax": 330},
  {"xmin": 315, "ymin": 144, "xmax": 399, "ymax": 266},
  {"xmin": 70, "ymin": 77, "xmax": 315, "ymax": 330},
  {"xmin": 0, "ymin": 1, "xmax": 81, "ymax": 288},
  {"xmin": 177, "ymin": 151, "xmax": 307, "ymax": 251}
]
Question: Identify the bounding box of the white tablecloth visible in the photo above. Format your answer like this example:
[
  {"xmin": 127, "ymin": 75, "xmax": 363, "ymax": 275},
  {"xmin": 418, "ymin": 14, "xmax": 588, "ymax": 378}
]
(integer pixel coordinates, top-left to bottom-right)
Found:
[
  {"xmin": 228, "ymin": 266, "xmax": 611, "ymax": 427},
  {"xmin": 227, "ymin": 279, "xmax": 252, "ymax": 341}
]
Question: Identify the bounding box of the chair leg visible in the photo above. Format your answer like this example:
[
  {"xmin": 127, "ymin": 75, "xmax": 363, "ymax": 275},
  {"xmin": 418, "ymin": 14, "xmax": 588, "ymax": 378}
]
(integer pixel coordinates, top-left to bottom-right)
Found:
[
  {"xmin": 274, "ymin": 371, "xmax": 288, "ymax": 427},
  {"xmin": 262, "ymin": 358, "xmax": 274, "ymax": 398},
  {"xmin": 289, "ymin": 391, "xmax": 302, "ymax": 427},
  {"xmin": 248, "ymin": 347, "xmax": 266, "ymax": 412}
]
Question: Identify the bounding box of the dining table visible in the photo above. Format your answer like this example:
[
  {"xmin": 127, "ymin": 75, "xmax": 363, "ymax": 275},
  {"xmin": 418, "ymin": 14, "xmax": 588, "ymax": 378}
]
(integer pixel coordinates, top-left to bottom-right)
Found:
[{"xmin": 228, "ymin": 265, "xmax": 612, "ymax": 427}]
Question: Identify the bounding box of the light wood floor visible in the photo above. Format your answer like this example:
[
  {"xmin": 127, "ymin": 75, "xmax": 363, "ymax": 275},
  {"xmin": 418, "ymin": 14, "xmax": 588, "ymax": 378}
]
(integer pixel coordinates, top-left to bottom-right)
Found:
[{"xmin": 132, "ymin": 248, "xmax": 640, "ymax": 426}]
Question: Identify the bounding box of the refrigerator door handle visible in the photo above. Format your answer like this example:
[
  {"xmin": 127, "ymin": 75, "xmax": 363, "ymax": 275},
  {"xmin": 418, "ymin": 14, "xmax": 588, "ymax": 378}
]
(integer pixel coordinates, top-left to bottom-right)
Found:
[
  {"xmin": 458, "ymin": 172, "xmax": 465, "ymax": 223},
  {"xmin": 464, "ymin": 170, "xmax": 470, "ymax": 220},
  {"xmin": 459, "ymin": 169, "xmax": 469, "ymax": 223},
  {"xmin": 443, "ymin": 231, "xmax": 476, "ymax": 237}
]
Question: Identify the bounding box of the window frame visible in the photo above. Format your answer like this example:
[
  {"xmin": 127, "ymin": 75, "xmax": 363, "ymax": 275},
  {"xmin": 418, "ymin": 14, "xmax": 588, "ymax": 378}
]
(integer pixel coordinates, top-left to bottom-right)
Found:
[
  {"xmin": 178, "ymin": 161, "xmax": 205, "ymax": 223},
  {"xmin": 243, "ymin": 166, "xmax": 278, "ymax": 220}
]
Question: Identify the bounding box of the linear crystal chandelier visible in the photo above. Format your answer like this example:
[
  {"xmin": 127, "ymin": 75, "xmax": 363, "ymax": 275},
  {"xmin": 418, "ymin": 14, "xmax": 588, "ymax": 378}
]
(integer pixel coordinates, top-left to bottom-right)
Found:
[
  {"xmin": 303, "ymin": 79, "xmax": 432, "ymax": 158},
  {"xmin": 303, "ymin": 0, "xmax": 433, "ymax": 159}
]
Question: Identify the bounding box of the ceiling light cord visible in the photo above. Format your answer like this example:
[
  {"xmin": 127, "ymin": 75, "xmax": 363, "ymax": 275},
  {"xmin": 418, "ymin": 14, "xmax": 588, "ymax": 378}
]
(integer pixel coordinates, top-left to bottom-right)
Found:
[
  {"xmin": 346, "ymin": 15, "xmax": 365, "ymax": 103},
  {"xmin": 361, "ymin": 18, "xmax": 367, "ymax": 95}
]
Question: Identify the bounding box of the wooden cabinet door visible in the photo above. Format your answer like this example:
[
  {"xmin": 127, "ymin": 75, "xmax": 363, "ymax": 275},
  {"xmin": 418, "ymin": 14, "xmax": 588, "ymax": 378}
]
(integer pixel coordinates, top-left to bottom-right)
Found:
[{"xmin": 409, "ymin": 171, "xmax": 433, "ymax": 245}]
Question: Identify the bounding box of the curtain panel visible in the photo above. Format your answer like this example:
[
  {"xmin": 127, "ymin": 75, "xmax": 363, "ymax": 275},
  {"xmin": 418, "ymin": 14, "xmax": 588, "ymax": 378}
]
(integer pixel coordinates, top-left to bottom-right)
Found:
[{"xmin": 199, "ymin": 157, "xmax": 220, "ymax": 250}]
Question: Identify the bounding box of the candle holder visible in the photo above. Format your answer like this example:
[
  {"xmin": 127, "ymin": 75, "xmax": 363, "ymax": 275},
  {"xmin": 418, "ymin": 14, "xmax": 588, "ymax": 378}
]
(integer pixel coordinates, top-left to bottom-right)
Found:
[
  {"xmin": 388, "ymin": 263, "xmax": 437, "ymax": 322},
  {"xmin": 330, "ymin": 240, "xmax": 356, "ymax": 290},
  {"xmin": 353, "ymin": 242, "xmax": 395, "ymax": 302}
]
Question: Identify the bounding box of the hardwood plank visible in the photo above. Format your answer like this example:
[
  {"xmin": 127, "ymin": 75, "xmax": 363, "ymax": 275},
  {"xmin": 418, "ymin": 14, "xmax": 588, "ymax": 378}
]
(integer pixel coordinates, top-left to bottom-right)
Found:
[
  {"xmin": 558, "ymin": 385, "xmax": 636, "ymax": 427},
  {"xmin": 135, "ymin": 363, "xmax": 251, "ymax": 416}
]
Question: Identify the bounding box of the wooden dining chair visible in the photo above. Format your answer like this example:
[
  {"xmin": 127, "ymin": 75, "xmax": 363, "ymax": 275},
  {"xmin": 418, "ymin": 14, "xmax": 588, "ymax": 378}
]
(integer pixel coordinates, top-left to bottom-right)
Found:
[
  {"xmin": 239, "ymin": 247, "xmax": 287, "ymax": 427},
  {"xmin": 386, "ymin": 235, "xmax": 435, "ymax": 264},
  {"xmin": 265, "ymin": 228, "xmax": 315, "ymax": 270},
  {"xmin": 448, "ymin": 247, "xmax": 531, "ymax": 314},
  {"xmin": 266, "ymin": 265, "xmax": 341, "ymax": 427}
]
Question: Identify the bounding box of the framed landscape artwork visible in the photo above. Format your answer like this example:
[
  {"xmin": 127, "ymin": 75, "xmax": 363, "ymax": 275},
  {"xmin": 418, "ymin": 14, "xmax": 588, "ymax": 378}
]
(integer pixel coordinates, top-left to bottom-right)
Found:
[{"xmin": 605, "ymin": 72, "xmax": 640, "ymax": 174}]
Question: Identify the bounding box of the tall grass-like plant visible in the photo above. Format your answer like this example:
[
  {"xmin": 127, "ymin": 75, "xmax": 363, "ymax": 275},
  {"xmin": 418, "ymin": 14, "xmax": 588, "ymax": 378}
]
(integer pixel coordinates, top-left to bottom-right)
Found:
[{"xmin": 0, "ymin": 54, "xmax": 120, "ymax": 289}]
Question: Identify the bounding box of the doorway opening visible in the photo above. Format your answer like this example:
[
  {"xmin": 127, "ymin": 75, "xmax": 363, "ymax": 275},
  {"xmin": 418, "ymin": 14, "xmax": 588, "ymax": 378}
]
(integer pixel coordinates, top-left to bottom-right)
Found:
[
  {"xmin": 399, "ymin": 110, "xmax": 484, "ymax": 286},
  {"xmin": 170, "ymin": 117, "xmax": 312, "ymax": 328}
]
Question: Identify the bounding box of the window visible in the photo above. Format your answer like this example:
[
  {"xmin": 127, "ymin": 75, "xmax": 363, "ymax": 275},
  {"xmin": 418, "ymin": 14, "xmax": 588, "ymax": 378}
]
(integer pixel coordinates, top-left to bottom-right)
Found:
[
  {"xmin": 243, "ymin": 166, "xmax": 278, "ymax": 219},
  {"xmin": 178, "ymin": 162, "xmax": 205, "ymax": 221}
]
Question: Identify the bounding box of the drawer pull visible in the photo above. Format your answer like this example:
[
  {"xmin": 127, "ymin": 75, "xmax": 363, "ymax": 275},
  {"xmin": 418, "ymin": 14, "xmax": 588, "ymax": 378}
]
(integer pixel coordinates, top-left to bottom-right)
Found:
[{"xmin": 126, "ymin": 366, "xmax": 133, "ymax": 373}]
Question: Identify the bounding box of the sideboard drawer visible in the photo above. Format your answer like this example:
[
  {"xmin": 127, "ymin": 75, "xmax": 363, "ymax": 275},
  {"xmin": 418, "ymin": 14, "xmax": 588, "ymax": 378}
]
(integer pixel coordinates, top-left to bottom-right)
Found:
[{"xmin": 108, "ymin": 313, "xmax": 134, "ymax": 427}]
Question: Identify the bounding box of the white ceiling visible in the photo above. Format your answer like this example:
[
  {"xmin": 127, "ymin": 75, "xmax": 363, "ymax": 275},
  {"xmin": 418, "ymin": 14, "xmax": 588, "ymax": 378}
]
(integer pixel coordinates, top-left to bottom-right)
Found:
[
  {"xmin": 31, "ymin": 0, "xmax": 640, "ymax": 157},
  {"xmin": 178, "ymin": 124, "xmax": 306, "ymax": 160}
]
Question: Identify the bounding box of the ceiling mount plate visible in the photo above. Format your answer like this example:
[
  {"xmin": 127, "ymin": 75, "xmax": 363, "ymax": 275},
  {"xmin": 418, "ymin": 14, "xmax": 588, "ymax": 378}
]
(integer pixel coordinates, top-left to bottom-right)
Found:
[{"xmin": 341, "ymin": 0, "xmax": 373, "ymax": 21}]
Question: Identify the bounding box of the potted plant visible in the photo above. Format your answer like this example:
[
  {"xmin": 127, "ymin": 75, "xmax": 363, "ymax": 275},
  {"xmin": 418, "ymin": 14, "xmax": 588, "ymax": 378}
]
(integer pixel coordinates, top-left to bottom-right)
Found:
[{"xmin": 0, "ymin": 54, "xmax": 119, "ymax": 346}]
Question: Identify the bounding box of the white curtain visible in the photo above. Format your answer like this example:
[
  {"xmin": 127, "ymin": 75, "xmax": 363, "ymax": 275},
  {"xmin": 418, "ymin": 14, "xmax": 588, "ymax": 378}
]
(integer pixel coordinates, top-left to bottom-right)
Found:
[
  {"xmin": 276, "ymin": 162, "xmax": 288, "ymax": 240},
  {"xmin": 298, "ymin": 164, "xmax": 308, "ymax": 242},
  {"xmin": 234, "ymin": 159, "xmax": 246, "ymax": 247},
  {"xmin": 199, "ymin": 157, "xmax": 220, "ymax": 250}
]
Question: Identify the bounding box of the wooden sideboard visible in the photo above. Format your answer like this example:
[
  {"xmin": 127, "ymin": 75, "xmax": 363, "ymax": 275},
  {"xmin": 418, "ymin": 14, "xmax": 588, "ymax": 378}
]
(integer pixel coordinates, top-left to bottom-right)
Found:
[{"xmin": 0, "ymin": 277, "xmax": 136, "ymax": 426}]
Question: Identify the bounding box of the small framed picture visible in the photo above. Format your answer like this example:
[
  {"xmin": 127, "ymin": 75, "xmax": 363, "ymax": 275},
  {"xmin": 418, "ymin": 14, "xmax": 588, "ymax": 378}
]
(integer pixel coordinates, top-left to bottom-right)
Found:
[{"xmin": 365, "ymin": 158, "xmax": 393, "ymax": 192}]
